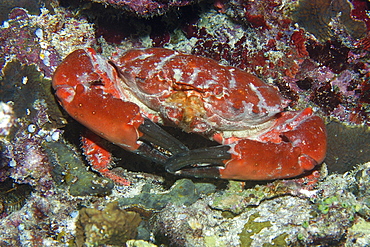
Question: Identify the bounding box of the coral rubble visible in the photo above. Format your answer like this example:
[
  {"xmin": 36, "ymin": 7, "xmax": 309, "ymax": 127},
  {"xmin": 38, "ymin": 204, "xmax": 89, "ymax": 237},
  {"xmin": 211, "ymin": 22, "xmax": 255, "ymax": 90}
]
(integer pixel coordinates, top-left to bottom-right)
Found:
[
  {"xmin": 76, "ymin": 202, "xmax": 142, "ymax": 246},
  {"xmin": 119, "ymin": 178, "xmax": 216, "ymax": 211},
  {"xmin": 151, "ymin": 163, "xmax": 370, "ymax": 246}
]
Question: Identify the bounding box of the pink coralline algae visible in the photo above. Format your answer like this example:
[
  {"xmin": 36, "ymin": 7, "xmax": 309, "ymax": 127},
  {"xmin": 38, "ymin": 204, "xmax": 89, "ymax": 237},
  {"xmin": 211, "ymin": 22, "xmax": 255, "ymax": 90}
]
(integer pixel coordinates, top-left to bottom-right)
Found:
[
  {"xmin": 8, "ymin": 128, "xmax": 54, "ymax": 195},
  {"xmin": 0, "ymin": 8, "xmax": 60, "ymax": 77},
  {"xmin": 208, "ymin": 0, "xmax": 370, "ymax": 125},
  {"xmin": 182, "ymin": 0, "xmax": 301, "ymax": 80},
  {"xmin": 0, "ymin": 9, "xmax": 42, "ymax": 72},
  {"xmin": 0, "ymin": 7, "xmax": 96, "ymax": 77},
  {"xmin": 90, "ymin": 0, "xmax": 198, "ymax": 17},
  {"xmin": 289, "ymin": 38, "xmax": 370, "ymax": 124}
]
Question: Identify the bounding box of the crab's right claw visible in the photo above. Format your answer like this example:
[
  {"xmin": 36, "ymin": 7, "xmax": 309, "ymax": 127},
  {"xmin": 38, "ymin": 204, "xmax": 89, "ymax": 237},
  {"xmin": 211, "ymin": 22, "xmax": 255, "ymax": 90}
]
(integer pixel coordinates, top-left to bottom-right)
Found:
[{"xmin": 164, "ymin": 109, "xmax": 326, "ymax": 181}]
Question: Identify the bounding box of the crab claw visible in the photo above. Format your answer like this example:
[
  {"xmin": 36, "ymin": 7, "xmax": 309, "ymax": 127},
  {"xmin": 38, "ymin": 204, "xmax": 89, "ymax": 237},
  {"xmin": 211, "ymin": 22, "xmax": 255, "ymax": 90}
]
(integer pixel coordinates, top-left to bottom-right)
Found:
[
  {"xmin": 52, "ymin": 49, "xmax": 188, "ymax": 171},
  {"xmin": 165, "ymin": 108, "xmax": 327, "ymax": 180}
]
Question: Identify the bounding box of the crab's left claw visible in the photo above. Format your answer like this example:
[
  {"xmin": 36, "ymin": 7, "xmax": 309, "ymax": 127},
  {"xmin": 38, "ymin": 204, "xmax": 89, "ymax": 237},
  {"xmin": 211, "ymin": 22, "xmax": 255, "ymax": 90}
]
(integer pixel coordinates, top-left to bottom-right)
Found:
[
  {"xmin": 53, "ymin": 49, "xmax": 189, "ymax": 185},
  {"xmin": 165, "ymin": 109, "xmax": 327, "ymax": 181},
  {"xmin": 136, "ymin": 118, "xmax": 190, "ymax": 163},
  {"xmin": 53, "ymin": 49, "xmax": 188, "ymax": 155}
]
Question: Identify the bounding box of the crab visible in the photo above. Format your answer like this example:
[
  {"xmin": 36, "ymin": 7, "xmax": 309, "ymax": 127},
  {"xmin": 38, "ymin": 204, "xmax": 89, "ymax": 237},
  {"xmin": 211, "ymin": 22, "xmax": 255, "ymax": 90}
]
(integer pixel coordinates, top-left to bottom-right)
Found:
[{"xmin": 52, "ymin": 47, "xmax": 327, "ymax": 185}]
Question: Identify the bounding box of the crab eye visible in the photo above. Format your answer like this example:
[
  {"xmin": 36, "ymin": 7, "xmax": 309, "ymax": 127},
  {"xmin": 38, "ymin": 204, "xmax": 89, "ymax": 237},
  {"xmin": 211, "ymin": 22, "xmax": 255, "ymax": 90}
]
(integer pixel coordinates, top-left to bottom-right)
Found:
[
  {"xmin": 89, "ymin": 79, "xmax": 104, "ymax": 87},
  {"xmin": 213, "ymin": 85, "xmax": 224, "ymax": 98},
  {"xmin": 279, "ymin": 134, "xmax": 290, "ymax": 143}
]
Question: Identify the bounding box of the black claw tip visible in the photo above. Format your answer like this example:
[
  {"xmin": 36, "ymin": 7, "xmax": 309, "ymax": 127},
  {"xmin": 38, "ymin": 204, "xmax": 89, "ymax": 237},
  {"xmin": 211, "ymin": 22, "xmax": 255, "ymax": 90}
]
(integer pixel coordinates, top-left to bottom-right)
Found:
[{"xmin": 165, "ymin": 145, "xmax": 231, "ymax": 173}]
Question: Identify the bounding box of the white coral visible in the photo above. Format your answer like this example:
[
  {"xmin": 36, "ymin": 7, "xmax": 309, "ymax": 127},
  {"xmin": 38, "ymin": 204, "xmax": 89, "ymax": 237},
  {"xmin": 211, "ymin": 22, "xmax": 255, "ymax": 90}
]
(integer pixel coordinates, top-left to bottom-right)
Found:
[{"xmin": 0, "ymin": 101, "xmax": 14, "ymax": 136}]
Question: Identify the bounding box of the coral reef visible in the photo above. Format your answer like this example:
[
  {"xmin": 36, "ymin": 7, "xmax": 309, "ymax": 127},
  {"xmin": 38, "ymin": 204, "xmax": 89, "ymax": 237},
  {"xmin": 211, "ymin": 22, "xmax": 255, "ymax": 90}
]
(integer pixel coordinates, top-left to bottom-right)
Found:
[
  {"xmin": 0, "ymin": 190, "xmax": 81, "ymax": 246},
  {"xmin": 76, "ymin": 201, "xmax": 142, "ymax": 246},
  {"xmin": 0, "ymin": 0, "xmax": 369, "ymax": 246},
  {"xmin": 6, "ymin": 124, "xmax": 55, "ymax": 195},
  {"xmin": 151, "ymin": 200, "xmax": 225, "ymax": 246},
  {"xmin": 89, "ymin": 0, "xmax": 199, "ymax": 18},
  {"xmin": 0, "ymin": 8, "xmax": 46, "ymax": 75},
  {"xmin": 151, "ymin": 162, "xmax": 370, "ymax": 246},
  {"xmin": 209, "ymin": 179, "xmax": 320, "ymax": 214}
]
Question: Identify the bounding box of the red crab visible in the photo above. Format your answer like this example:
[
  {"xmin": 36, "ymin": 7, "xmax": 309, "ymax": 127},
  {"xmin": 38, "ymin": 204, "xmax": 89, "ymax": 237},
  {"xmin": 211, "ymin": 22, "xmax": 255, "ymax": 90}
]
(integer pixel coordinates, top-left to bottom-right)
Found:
[{"xmin": 52, "ymin": 48, "xmax": 327, "ymax": 185}]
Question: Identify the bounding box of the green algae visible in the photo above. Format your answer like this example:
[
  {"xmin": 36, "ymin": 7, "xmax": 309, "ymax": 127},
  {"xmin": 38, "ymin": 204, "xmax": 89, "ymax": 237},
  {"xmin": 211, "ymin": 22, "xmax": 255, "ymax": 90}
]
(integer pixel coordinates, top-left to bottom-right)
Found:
[
  {"xmin": 239, "ymin": 213, "xmax": 289, "ymax": 246},
  {"xmin": 317, "ymin": 196, "xmax": 339, "ymax": 214},
  {"xmin": 239, "ymin": 213, "xmax": 272, "ymax": 246},
  {"xmin": 270, "ymin": 233, "xmax": 289, "ymax": 247},
  {"xmin": 0, "ymin": 61, "xmax": 65, "ymax": 134},
  {"xmin": 44, "ymin": 141, "xmax": 113, "ymax": 196},
  {"xmin": 204, "ymin": 235, "xmax": 226, "ymax": 247},
  {"xmin": 293, "ymin": 0, "xmax": 367, "ymax": 42},
  {"xmin": 209, "ymin": 180, "xmax": 294, "ymax": 215}
]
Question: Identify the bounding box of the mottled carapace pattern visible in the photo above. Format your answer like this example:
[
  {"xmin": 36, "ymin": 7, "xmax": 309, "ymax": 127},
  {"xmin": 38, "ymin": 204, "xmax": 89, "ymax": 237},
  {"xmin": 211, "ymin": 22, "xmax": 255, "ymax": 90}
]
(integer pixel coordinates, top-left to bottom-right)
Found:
[{"xmin": 114, "ymin": 48, "xmax": 288, "ymax": 132}]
